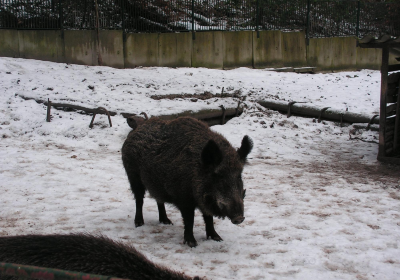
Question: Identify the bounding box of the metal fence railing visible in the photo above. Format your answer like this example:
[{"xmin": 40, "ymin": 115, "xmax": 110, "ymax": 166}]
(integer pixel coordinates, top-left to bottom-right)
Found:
[{"xmin": 0, "ymin": 0, "xmax": 399, "ymax": 38}]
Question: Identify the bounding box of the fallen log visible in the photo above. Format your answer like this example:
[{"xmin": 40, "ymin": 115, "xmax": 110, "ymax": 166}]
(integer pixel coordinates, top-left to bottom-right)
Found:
[
  {"xmin": 123, "ymin": 107, "xmax": 243, "ymax": 128},
  {"xmin": 21, "ymin": 94, "xmax": 242, "ymax": 127},
  {"xmin": 257, "ymin": 100, "xmax": 379, "ymax": 124}
]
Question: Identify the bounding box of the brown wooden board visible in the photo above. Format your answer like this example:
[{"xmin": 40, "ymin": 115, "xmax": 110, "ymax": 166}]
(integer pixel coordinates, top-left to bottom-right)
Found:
[
  {"xmin": 388, "ymin": 64, "xmax": 400, "ymax": 72},
  {"xmin": 388, "ymin": 72, "xmax": 400, "ymax": 84},
  {"xmin": 386, "ymin": 103, "xmax": 397, "ymax": 115},
  {"xmin": 387, "ymin": 89, "xmax": 398, "ymax": 103}
]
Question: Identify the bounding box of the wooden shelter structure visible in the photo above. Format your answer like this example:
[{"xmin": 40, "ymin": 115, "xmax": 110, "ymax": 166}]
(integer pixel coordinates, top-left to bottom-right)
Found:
[{"xmin": 359, "ymin": 35, "xmax": 400, "ymax": 163}]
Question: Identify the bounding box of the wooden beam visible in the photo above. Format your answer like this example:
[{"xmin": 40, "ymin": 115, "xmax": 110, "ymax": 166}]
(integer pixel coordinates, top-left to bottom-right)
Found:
[
  {"xmin": 388, "ymin": 73, "xmax": 400, "ymax": 85},
  {"xmin": 387, "ymin": 87, "xmax": 398, "ymax": 103},
  {"xmin": 388, "ymin": 64, "xmax": 400, "ymax": 72},
  {"xmin": 377, "ymin": 156, "xmax": 400, "ymax": 164},
  {"xmin": 359, "ymin": 42, "xmax": 400, "ymax": 49},
  {"xmin": 257, "ymin": 100, "xmax": 379, "ymax": 124},
  {"xmin": 394, "ymin": 80, "xmax": 400, "ymax": 153},
  {"xmin": 386, "ymin": 103, "xmax": 398, "ymax": 115}
]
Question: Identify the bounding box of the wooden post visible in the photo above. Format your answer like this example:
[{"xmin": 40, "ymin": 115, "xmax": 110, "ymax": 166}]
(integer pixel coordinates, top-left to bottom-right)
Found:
[
  {"xmin": 94, "ymin": 0, "xmax": 102, "ymax": 66},
  {"xmin": 256, "ymin": 0, "xmax": 259, "ymax": 39},
  {"xmin": 306, "ymin": 0, "xmax": 310, "ymax": 45},
  {"xmin": 356, "ymin": 0, "xmax": 360, "ymax": 38},
  {"xmin": 191, "ymin": 0, "xmax": 195, "ymax": 40},
  {"xmin": 394, "ymin": 80, "xmax": 400, "ymax": 153},
  {"xmin": 378, "ymin": 45, "xmax": 389, "ymax": 159},
  {"xmin": 46, "ymin": 99, "xmax": 51, "ymax": 122}
]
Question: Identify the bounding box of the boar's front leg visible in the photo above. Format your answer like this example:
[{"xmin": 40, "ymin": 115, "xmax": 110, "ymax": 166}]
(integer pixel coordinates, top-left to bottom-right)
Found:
[
  {"xmin": 157, "ymin": 202, "xmax": 173, "ymax": 225},
  {"xmin": 203, "ymin": 215, "xmax": 223, "ymax": 242},
  {"xmin": 180, "ymin": 207, "xmax": 197, "ymax": 247}
]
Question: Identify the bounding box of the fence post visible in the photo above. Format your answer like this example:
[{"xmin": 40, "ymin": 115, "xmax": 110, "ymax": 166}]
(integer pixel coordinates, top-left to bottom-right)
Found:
[
  {"xmin": 356, "ymin": 0, "xmax": 360, "ymax": 38},
  {"xmin": 306, "ymin": 0, "xmax": 310, "ymax": 45},
  {"xmin": 59, "ymin": 0, "xmax": 64, "ymax": 32},
  {"xmin": 256, "ymin": 0, "xmax": 259, "ymax": 38},
  {"xmin": 94, "ymin": 0, "xmax": 103, "ymax": 66},
  {"xmin": 121, "ymin": 0, "xmax": 126, "ymax": 42},
  {"xmin": 192, "ymin": 0, "xmax": 195, "ymax": 40}
]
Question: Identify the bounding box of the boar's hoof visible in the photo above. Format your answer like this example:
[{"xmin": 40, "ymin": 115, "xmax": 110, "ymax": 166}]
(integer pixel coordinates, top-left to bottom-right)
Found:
[
  {"xmin": 135, "ymin": 219, "xmax": 144, "ymax": 227},
  {"xmin": 159, "ymin": 218, "xmax": 173, "ymax": 225},
  {"xmin": 207, "ymin": 232, "xmax": 223, "ymax": 242},
  {"xmin": 231, "ymin": 216, "xmax": 245, "ymax": 225},
  {"xmin": 184, "ymin": 236, "xmax": 198, "ymax": 248}
]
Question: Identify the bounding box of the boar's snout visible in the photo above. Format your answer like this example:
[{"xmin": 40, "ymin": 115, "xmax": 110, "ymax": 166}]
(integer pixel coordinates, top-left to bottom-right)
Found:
[{"xmin": 231, "ymin": 216, "xmax": 245, "ymax": 225}]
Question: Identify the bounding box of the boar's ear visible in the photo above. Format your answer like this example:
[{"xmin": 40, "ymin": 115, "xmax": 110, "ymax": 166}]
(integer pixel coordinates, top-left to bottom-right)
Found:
[
  {"xmin": 202, "ymin": 140, "xmax": 223, "ymax": 168},
  {"xmin": 238, "ymin": 135, "xmax": 253, "ymax": 162}
]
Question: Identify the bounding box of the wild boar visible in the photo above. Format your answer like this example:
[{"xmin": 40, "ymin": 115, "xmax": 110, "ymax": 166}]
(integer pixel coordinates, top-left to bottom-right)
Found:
[
  {"xmin": 0, "ymin": 233, "xmax": 199, "ymax": 280},
  {"xmin": 122, "ymin": 117, "xmax": 253, "ymax": 247}
]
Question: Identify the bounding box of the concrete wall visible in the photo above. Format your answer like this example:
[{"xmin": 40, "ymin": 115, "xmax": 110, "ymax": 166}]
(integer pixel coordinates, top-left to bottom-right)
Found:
[
  {"xmin": 0, "ymin": 29, "xmax": 19, "ymax": 58},
  {"xmin": 356, "ymin": 47, "xmax": 381, "ymax": 70},
  {"xmin": 64, "ymin": 30, "xmax": 96, "ymax": 66},
  {"xmin": 159, "ymin": 32, "xmax": 192, "ymax": 67},
  {"xmin": 18, "ymin": 30, "xmax": 63, "ymax": 62},
  {"xmin": 192, "ymin": 32, "xmax": 223, "ymax": 69},
  {"xmin": 99, "ymin": 30, "xmax": 124, "ymax": 68},
  {"xmin": 282, "ymin": 31, "xmax": 307, "ymax": 67},
  {"xmin": 253, "ymin": 30, "xmax": 282, "ymax": 68},
  {"xmin": 1, "ymin": 29, "xmax": 398, "ymax": 71},
  {"xmin": 308, "ymin": 37, "xmax": 357, "ymax": 71},
  {"xmin": 125, "ymin": 33, "xmax": 158, "ymax": 67},
  {"xmin": 57, "ymin": 30, "xmax": 124, "ymax": 68},
  {"xmin": 223, "ymin": 31, "xmax": 253, "ymax": 69}
]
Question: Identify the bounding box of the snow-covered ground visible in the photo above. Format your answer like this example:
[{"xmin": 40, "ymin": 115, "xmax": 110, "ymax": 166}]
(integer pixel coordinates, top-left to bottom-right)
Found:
[{"xmin": 0, "ymin": 57, "xmax": 399, "ymax": 280}]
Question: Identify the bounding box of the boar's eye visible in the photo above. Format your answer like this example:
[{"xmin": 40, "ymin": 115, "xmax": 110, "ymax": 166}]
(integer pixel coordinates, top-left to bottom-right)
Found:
[{"xmin": 242, "ymin": 189, "xmax": 246, "ymax": 199}]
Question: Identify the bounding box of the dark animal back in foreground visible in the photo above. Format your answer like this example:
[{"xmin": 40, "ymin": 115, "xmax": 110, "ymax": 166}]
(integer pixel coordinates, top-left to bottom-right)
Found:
[{"xmin": 0, "ymin": 233, "xmax": 198, "ymax": 280}]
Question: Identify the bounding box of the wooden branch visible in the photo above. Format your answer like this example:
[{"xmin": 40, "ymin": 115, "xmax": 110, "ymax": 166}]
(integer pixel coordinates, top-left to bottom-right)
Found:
[
  {"xmin": 49, "ymin": 102, "xmax": 117, "ymax": 116},
  {"xmin": 348, "ymin": 135, "xmax": 379, "ymax": 144},
  {"xmin": 19, "ymin": 95, "xmax": 117, "ymax": 116}
]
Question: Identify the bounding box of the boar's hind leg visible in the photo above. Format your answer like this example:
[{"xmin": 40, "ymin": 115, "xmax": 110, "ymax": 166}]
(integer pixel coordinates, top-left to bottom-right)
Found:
[
  {"xmin": 126, "ymin": 172, "xmax": 146, "ymax": 227},
  {"xmin": 157, "ymin": 203, "xmax": 173, "ymax": 225},
  {"xmin": 180, "ymin": 207, "xmax": 197, "ymax": 247},
  {"xmin": 203, "ymin": 215, "xmax": 223, "ymax": 242}
]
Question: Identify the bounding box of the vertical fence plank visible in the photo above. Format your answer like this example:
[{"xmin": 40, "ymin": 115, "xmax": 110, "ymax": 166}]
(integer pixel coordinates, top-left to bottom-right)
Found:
[
  {"xmin": 306, "ymin": 0, "xmax": 310, "ymax": 45},
  {"xmin": 192, "ymin": 0, "xmax": 195, "ymax": 40},
  {"xmin": 256, "ymin": 0, "xmax": 259, "ymax": 38},
  {"xmin": 356, "ymin": 0, "xmax": 360, "ymax": 38}
]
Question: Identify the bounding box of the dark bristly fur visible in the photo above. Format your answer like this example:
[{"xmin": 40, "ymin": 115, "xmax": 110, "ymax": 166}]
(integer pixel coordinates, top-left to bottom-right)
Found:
[
  {"xmin": 0, "ymin": 233, "xmax": 199, "ymax": 280},
  {"xmin": 122, "ymin": 117, "xmax": 253, "ymax": 247}
]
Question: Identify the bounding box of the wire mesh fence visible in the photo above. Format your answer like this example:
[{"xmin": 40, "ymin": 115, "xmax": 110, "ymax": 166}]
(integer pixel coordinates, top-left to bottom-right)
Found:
[
  {"xmin": 308, "ymin": 0, "xmax": 359, "ymax": 38},
  {"xmin": 0, "ymin": 0, "xmax": 399, "ymax": 38}
]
